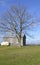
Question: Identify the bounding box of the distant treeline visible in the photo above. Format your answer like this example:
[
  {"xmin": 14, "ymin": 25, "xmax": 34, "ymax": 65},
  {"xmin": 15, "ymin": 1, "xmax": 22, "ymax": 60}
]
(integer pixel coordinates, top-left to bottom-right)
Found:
[{"xmin": 26, "ymin": 44, "xmax": 40, "ymax": 46}]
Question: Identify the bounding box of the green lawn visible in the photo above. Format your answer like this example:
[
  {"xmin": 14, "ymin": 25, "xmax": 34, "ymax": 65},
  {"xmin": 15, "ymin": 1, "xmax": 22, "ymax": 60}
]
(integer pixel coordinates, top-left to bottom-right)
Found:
[{"xmin": 0, "ymin": 46, "xmax": 40, "ymax": 65}]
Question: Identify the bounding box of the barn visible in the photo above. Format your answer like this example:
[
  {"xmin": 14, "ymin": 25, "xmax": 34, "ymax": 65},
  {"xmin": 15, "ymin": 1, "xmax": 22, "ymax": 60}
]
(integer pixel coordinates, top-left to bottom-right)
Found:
[
  {"xmin": 1, "ymin": 35, "xmax": 26, "ymax": 46},
  {"xmin": 2, "ymin": 37, "xmax": 23, "ymax": 46}
]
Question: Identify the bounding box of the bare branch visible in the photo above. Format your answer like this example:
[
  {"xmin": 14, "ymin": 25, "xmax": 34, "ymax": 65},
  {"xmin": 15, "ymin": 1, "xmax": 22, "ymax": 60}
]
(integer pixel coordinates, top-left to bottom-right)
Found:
[{"xmin": 0, "ymin": 5, "xmax": 36, "ymax": 46}]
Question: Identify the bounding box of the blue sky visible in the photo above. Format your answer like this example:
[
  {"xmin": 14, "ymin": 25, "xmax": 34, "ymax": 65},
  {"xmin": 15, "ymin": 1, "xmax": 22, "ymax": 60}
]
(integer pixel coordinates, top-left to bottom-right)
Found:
[{"xmin": 0, "ymin": 0, "xmax": 40, "ymax": 43}]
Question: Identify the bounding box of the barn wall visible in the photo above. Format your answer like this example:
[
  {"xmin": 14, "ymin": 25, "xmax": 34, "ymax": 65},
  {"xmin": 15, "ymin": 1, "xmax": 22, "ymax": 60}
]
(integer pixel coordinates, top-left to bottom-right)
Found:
[{"xmin": 3, "ymin": 37, "xmax": 23, "ymax": 46}]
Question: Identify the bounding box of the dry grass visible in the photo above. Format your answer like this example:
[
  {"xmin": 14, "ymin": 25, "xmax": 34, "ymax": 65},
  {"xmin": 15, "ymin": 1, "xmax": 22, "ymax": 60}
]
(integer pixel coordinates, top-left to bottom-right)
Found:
[{"xmin": 0, "ymin": 46, "xmax": 40, "ymax": 65}]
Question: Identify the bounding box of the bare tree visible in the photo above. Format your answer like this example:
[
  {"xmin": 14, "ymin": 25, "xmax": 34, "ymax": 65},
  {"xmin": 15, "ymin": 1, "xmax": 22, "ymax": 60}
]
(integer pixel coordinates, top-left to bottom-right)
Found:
[{"xmin": 0, "ymin": 5, "xmax": 35, "ymax": 46}]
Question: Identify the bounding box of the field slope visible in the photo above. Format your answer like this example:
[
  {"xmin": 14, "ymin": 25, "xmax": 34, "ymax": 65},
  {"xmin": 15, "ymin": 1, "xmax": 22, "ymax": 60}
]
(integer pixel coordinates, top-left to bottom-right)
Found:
[{"xmin": 0, "ymin": 46, "xmax": 40, "ymax": 65}]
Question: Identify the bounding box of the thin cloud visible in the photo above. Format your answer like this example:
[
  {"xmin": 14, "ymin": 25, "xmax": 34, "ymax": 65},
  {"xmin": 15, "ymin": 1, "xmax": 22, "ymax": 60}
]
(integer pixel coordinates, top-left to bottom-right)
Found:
[{"xmin": 0, "ymin": 0, "xmax": 6, "ymax": 6}]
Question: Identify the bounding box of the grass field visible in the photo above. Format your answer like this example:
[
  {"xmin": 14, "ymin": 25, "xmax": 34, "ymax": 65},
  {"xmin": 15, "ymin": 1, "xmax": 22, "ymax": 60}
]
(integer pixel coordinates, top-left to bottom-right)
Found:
[{"xmin": 0, "ymin": 46, "xmax": 40, "ymax": 65}]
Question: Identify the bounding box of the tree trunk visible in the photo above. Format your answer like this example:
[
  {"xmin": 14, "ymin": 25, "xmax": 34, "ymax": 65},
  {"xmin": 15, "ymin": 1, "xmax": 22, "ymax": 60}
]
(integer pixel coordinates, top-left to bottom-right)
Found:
[{"xmin": 18, "ymin": 35, "xmax": 23, "ymax": 47}]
